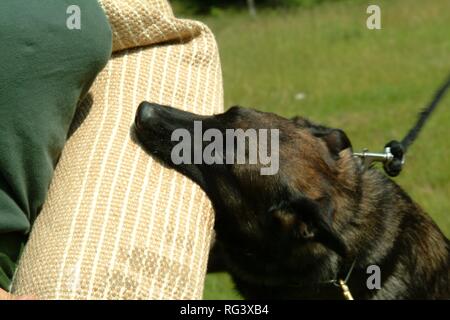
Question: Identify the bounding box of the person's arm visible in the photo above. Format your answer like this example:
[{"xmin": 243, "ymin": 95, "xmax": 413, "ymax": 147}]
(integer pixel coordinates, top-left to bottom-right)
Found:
[{"xmin": 0, "ymin": 0, "xmax": 112, "ymax": 293}]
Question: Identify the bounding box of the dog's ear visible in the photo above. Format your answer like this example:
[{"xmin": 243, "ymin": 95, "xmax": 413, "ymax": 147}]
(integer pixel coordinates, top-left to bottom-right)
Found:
[
  {"xmin": 291, "ymin": 116, "xmax": 313, "ymax": 128},
  {"xmin": 291, "ymin": 117, "xmax": 352, "ymax": 157},
  {"xmin": 272, "ymin": 197, "xmax": 348, "ymax": 257},
  {"xmin": 313, "ymin": 128, "xmax": 352, "ymax": 158}
]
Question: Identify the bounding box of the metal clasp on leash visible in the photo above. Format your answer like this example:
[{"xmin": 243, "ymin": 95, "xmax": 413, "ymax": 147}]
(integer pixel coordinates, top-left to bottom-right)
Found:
[{"xmin": 353, "ymin": 147, "xmax": 403, "ymax": 171}]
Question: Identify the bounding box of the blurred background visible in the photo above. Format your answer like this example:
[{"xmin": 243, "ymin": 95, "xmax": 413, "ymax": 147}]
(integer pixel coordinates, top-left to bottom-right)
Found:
[{"xmin": 170, "ymin": 0, "xmax": 450, "ymax": 299}]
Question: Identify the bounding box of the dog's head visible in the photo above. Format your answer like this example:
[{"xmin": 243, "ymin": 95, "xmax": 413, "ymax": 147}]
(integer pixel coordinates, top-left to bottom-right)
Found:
[{"xmin": 135, "ymin": 102, "xmax": 361, "ymax": 283}]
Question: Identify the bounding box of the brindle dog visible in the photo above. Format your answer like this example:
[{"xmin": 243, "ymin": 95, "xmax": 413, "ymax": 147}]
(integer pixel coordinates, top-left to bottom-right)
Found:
[{"xmin": 134, "ymin": 101, "xmax": 450, "ymax": 299}]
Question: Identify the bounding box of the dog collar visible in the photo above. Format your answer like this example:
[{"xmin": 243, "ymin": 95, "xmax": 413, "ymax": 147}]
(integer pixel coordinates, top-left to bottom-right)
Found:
[
  {"xmin": 323, "ymin": 258, "xmax": 357, "ymax": 300},
  {"xmin": 288, "ymin": 258, "xmax": 357, "ymax": 299}
]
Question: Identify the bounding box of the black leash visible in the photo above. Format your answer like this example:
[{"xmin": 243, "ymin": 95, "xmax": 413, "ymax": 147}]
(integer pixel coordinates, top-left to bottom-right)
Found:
[{"xmin": 354, "ymin": 73, "xmax": 450, "ymax": 177}]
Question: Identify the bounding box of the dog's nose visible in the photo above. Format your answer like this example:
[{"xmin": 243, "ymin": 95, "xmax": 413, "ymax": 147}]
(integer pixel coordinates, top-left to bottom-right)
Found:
[
  {"xmin": 135, "ymin": 101, "xmax": 206, "ymax": 134},
  {"xmin": 135, "ymin": 101, "xmax": 160, "ymax": 130}
]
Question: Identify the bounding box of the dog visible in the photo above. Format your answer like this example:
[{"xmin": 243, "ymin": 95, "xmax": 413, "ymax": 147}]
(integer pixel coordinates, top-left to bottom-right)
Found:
[{"xmin": 134, "ymin": 101, "xmax": 450, "ymax": 299}]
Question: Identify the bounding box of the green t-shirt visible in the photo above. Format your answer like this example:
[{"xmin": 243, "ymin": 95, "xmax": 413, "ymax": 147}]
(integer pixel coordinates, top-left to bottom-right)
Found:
[{"xmin": 0, "ymin": 0, "xmax": 112, "ymax": 290}]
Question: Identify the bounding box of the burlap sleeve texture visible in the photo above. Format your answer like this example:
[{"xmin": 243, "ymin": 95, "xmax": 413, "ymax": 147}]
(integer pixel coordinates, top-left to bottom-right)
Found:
[{"xmin": 11, "ymin": 0, "xmax": 223, "ymax": 300}]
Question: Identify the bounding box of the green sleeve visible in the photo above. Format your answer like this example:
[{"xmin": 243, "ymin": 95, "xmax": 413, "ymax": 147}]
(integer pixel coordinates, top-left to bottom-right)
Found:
[
  {"xmin": 0, "ymin": 0, "xmax": 112, "ymax": 291},
  {"xmin": 0, "ymin": 234, "xmax": 25, "ymax": 290}
]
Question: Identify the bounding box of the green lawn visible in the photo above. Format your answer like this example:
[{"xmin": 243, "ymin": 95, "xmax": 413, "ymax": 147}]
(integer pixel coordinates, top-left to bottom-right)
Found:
[{"xmin": 178, "ymin": 0, "xmax": 450, "ymax": 299}]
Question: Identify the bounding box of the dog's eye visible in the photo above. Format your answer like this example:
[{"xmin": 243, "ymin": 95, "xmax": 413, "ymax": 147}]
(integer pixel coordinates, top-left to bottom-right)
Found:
[{"xmin": 271, "ymin": 209, "xmax": 296, "ymax": 230}]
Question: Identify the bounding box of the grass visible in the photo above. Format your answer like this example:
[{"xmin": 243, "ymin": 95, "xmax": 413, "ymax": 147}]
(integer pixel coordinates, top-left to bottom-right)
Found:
[{"xmin": 176, "ymin": 0, "xmax": 450, "ymax": 299}]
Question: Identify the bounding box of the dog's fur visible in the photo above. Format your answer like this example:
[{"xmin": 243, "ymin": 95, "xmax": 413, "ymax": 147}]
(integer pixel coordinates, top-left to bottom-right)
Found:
[{"xmin": 135, "ymin": 102, "xmax": 450, "ymax": 299}]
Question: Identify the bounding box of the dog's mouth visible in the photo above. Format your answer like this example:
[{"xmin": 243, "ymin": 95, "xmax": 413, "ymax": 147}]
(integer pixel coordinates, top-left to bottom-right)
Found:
[
  {"xmin": 134, "ymin": 101, "xmax": 213, "ymax": 189},
  {"xmin": 135, "ymin": 101, "xmax": 206, "ymax": 144},
  {"xmin": 136, "ymin": 101, "xmax": 207, "ymax": 132}
]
